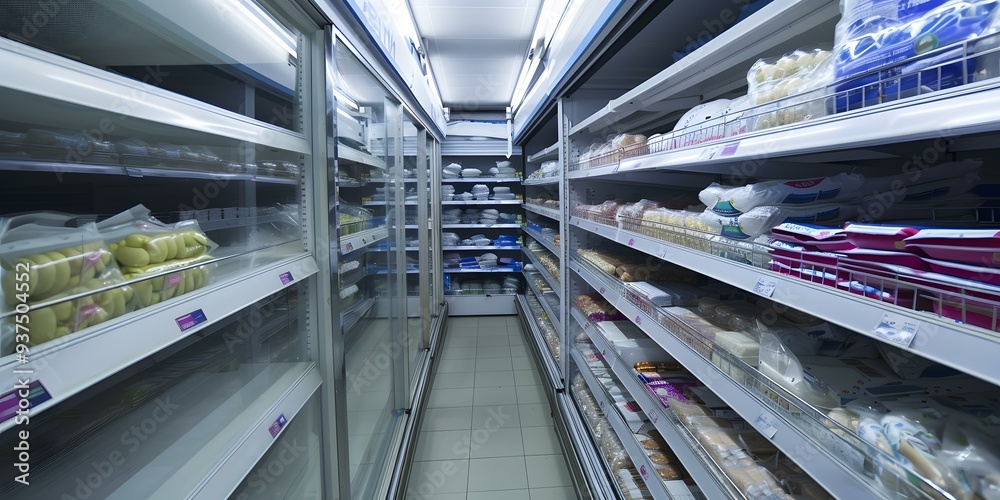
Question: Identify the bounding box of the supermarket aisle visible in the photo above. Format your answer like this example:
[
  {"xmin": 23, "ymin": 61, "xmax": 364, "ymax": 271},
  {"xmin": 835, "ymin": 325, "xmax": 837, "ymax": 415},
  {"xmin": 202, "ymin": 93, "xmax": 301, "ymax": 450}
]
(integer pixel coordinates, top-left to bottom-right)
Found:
[{"xmin": 404, "ymin": 315, "xmax": 578, "ymax": 500}]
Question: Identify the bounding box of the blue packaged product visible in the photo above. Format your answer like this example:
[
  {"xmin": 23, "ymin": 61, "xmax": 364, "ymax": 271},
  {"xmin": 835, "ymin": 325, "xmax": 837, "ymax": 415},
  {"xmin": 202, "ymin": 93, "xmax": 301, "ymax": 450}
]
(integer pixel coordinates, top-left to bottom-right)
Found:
[{"xmin": 833, "ymin": 0, "xmax": 1000, "ymax": 109}]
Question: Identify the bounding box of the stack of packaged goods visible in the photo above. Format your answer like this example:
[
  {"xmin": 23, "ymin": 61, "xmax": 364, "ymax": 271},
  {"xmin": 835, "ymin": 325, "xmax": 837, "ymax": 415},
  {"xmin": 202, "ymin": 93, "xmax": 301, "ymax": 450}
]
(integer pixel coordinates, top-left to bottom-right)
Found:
[{"xmin": 490, "ymin": 160, "xmax": 518, "ymax": 177}]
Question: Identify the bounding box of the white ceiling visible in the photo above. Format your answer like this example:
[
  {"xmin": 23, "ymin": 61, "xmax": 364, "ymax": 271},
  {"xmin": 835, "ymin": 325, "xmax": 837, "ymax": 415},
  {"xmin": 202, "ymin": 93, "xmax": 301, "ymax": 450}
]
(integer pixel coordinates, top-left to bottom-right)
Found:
[{"xmin": 409, "ymin": 0, "xmax": 542, "ymax": 110}]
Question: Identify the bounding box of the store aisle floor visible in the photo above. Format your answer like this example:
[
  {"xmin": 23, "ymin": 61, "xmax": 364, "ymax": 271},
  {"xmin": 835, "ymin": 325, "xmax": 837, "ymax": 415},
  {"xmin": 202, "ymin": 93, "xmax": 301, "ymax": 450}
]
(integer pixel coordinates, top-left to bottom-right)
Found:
[{"xmin": 404, "ymin": 315, "xmax": 578, "ymax": 500}]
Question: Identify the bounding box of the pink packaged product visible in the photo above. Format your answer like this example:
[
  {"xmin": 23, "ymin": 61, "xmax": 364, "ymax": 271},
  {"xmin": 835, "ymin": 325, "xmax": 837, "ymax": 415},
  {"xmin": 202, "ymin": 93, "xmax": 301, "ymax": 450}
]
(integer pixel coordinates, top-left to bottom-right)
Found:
[
  {"xmin": 769, "ymin": 241, "xmax": 840, "ymax": 271},
  {"xmin": 842, "ymin": 223, "xmax": 921, "ymax": 251},
  {"xmin": 923, "ymin": 258, "xmax": 1000, "ymax": 286},
  {"xmin": 771, "ymin": 222, "xmax": 854, "ymax": 251},
  {"xmin": 837, "ymin": 248, "xmax": 930, "ymax": 272},
  {"xmin": 903, "ymin": 229, "xmax": 1000, "ymax": 268}
]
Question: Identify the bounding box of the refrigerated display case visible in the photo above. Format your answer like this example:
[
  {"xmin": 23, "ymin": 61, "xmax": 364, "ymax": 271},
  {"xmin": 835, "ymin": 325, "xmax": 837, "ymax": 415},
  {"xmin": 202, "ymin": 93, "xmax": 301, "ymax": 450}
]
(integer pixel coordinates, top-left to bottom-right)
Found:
[{"xmin": 0, "ymin": 0, "xmax": 331, "ymax": 498}]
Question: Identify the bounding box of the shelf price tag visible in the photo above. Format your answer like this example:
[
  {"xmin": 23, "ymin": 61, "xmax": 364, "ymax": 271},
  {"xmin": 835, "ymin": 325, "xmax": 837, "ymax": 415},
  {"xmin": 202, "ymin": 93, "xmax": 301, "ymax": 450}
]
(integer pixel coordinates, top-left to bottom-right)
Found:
[
  {"xmin": 638, "ymin": 464, "xmax": 650, "ymax": 481},
  {"xmin": 176, "ymin": 309, "xmax": 208, "ymax": 332},
  {"xmin": 655, "ymin": 246, "xmax": 668, "ymax": 260},
  {"xmin": 279, "ymin": 272, "xmax": 294, "ymax": 285},
  {"xmin": 268, "ymin": 413, "xmax": 288, "ymax": 438},
  {"xmin": 699, "ymin": 145, "xmax": 722, "ymax": 161},
  {"xmin": 871, "ymin": 312, "xmax": 920, "ymax": 347},
  {"xmin": 753, "ymin": 277, "xmax": 777, "ymax": 297},
  {"xmin": 125, "ymin": 167, "xmax": 143, "ymax": 178},
  {"xmin": 752, "ymin": 412, "xmax": 779, "ymax": 439},
  {"xmin": 650, "ymin": 411, "xmax": 660, "ymax": 425}
]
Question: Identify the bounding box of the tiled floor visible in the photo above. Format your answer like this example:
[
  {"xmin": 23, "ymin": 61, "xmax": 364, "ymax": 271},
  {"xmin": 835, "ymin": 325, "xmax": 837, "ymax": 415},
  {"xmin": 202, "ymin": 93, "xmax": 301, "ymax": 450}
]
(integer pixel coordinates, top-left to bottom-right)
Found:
[{"xmin": 404, "ymin": 315, "xmax": 579, "ymax": 500}]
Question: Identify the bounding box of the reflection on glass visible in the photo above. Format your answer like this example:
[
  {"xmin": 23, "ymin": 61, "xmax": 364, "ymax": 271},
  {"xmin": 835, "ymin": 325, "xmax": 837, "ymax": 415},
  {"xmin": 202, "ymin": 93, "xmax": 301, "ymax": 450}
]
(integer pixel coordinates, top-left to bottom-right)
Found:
[
  {"xmin": 0, "ymin": 285, "xmax": 310, "ymax": 498},
  {"xmin": 228, "ymin": 391, "xmax": 324, "ymax": 499},
  {"xmin": 0, "ymin": 0, "xmax": 300, "ymax": 130},
  {"xmin": 331, "ymin": 36, "xmax": 402, "ymax": 500}
]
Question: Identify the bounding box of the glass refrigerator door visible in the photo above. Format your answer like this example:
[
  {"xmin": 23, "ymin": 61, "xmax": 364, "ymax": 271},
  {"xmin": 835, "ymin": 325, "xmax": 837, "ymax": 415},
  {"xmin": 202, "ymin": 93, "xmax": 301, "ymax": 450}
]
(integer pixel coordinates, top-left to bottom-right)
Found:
[
  {"xmin": 329, "ymin": 34, "xmax": 405, "ymax": 500},
  {"xmin": 403, "ymin": 113, "xmax": 426, "ymax": 387},
  {"xmin": 0, "ymin": 0, "xmax": 325, "ymax": 498}
]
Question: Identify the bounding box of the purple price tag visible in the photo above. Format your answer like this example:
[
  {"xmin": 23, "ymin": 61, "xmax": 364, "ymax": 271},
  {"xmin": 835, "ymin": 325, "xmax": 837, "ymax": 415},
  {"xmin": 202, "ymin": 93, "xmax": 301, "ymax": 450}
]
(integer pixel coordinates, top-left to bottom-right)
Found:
[
  {"xmin": 175, "ymin": 309, "xmax": 208, "ymax": 332},
  {"xmin": 279, "ymin": 272, "xmax": 294, "ymax": 285},
  {"xmin": 0, "ymin": 380, "xmax": 51, "ymax": 424},
  {"xmin": 721, "ymin": 142, "xmax": 740, "ymax": 156},
  {"xmin": 268, "ymin": 413, "xmax": 287, "ymax": 438}
]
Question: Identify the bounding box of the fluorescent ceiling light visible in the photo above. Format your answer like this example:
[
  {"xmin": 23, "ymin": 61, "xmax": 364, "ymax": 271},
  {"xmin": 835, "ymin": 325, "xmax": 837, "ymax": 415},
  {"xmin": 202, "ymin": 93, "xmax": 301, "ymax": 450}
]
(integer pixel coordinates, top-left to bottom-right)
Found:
[{"xmin": 227, "ymin": 0, "xmax": 297, "ymax": 58}]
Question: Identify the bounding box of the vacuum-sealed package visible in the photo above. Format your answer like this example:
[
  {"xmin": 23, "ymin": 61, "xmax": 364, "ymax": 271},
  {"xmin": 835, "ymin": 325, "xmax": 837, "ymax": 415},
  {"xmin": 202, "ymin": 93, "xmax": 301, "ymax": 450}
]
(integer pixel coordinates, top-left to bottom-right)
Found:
[
  {"xmin": 701, "ymin": 203, "xmax": 853, "ymax": 239},
  {"xmin": 833, "ymin": 0, "xmax": 1000, "ymax": 109},
  {"xmin": 746, "ymin": 47, "xmax": 834, "ymax": 130},
  {"xmin": 700, "ymin": 172, "xmax": 864, "ymax": 215}
]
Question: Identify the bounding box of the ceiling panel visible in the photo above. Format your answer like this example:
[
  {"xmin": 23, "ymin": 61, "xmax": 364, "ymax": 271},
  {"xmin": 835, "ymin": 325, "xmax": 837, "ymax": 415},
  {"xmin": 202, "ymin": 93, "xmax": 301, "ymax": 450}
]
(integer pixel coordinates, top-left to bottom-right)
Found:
[{"xmin": 409, "ymin": 0, "xmax": 541, "ymax": 109}]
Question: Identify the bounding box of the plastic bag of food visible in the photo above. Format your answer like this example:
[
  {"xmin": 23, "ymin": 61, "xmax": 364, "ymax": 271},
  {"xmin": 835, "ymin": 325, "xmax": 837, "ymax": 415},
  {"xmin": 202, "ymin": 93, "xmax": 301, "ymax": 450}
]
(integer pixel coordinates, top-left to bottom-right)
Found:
[
  {"xmin": 701, "ymin": 204, "xmax": 853, "ymax": 239},
  {"xmin": 0, "ymin": 214, "xmax": 131, "ymax": 351},
  {"xmin": 700, "ymin": 173, "xmax": 865, "ymax": 215},
  {"xmin": 746, "ymin": 47, "xmax": 833, "ymax": 131}
]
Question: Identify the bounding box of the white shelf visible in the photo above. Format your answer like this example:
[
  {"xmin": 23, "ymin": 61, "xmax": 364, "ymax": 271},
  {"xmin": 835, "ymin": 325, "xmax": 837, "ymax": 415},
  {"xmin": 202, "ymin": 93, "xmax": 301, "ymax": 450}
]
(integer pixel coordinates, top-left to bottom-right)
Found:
[
  {"xmin": 0, "ymin": 254, "xmax": 318, "ymax": 434},
  {"xmin": 442, "ymin": 223, "xmax": 522, "ymax": 229},
  {"xmin": 443, "ymin": 200, "xmax": 524, "ymax": 205},
  {"xmin": 442, "ymin": 177, "xmax": 522, "ymax": 183},
  {"xmin": 447, "ymin": 295, "xmax": 517, "ymax": 316},
  {"xmin": 17, "ymin": 361, "xmax": 320, "ymax": 500},
  {"xmin": 0, "ymin": 159, "xmax": 299, "ymax": 185},
  {"xmin": 368, "ymin": 177, "xmax": 418, "ymax": 183},
  {"xmin": 570, "ymin": 347, "xmax": 695, "ymax": 500},
  {"xmin": 566, "ymin": 163, "xmax": 619, "ymax": 180},
  {"xmin": 339, "ymin": 227, "xmax": 389, "ymax": 254},
  {"xmin": 555, "ymin": 393, "xmax": 620, "ymax": 500},
  {"xmin": 515, "ymin": 294, "xmax": 562, "ymax": 390},
  {"xmin": 523, "ymin": 203, "xmax": 561, "ymax": 221},
  {"xmin": 571, "ymin": 308, "xmax": 738, "ymax": 499},
  {"xmin": 524, "ymin": 272, "xmax": 562, "ymax": 334},
  {"xmin": 570, "ymin": 215, "xmax": 1000, "ymax": 389},
  {"xmin": 342, "ymin": 297, "xmax": 377, "ymax": 336},
  {"xmin": 522, "ymin": 177, "xmax": 560, "ymax": 186},
  {"xmin": 568, "ymin": 0, "xmax": 839, "ymax": 136},
  {"xmin": 336, "ymin": 143, "xmax": 387, "ymax": 170},
  {"xmin": 527, "ymin": 143, "xmax": 559, "ymax": 163},
  {"xmin": 523, "ymin": 226, "xmax": 560, "ymax": 256},
  {"xmin": 444, "ymin": 245, "xmax": 521, "ymax": 251},
  {"xmin": 444, "ymin": 267, "xmax": 520, "ymax": 274},
  {"xmin": 522, "ymin": 247, "xmax": 562, "ymax": 300},
  {"xmin": 569, "ymin": 258, "xmax": 883, "ymax": 499},
  {"xmin": 0, "ymin": 39, "xmax": 309, "ymax": 155}
]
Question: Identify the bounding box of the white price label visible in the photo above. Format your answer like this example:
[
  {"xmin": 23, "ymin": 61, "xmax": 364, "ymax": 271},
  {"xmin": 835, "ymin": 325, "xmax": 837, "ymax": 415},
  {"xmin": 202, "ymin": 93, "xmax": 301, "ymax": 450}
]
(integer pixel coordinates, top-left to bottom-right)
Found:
[
  {"xmin": 871, "ymin": 312, "xmax": 920, "ymax": 347},
  {"xmin": 753, "ymin": 277, "xmax": 777, "ymax": 297},
  {"xmin": 699, "ymin": 145, "xmax": 722, "ymax": 160},
  {"xmin": 753, "ymin": 412, "xmax": 779, "ymax": 439},
  {"xmin": 655, "ymin": 246, "xmax": 668, "ymax": 259},
  {"xmin": 650, "ymin": 411, "xmax": 660, "ymax": 424}
]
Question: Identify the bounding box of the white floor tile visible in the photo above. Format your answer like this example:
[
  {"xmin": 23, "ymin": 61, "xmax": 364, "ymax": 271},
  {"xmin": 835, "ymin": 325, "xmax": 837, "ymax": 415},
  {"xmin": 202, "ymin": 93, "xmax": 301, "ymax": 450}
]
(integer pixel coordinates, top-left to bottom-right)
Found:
[
  {"xmin": 449, "ymin": 327, "xmax": 480, "ymax": 338},
  {"xmin": 441, "ymin": 347, "xmax": 478, "ymax": 360},
  {"xmin": 508, "ymin": 335, "xmax": 526, "ymax": 346},
  {"xmin": 476, "ymin": 335, "xmax": 510, "ymax": 347},
  {"xmin": 518, "ymin": 404, "xmax": 553, "ymax": 427},
  {"xmin": 514, "ymin": 369, "xmax": 543, "ymax": 386},
  {"xmin": 474, "ymin": 370, "xmax": 515, "ymax": 388},
  {"xmin": 509, "ymin": 345, "xmax": 531, "ymax": 357},
  {"xmin": 467, "ymin": 456, "xmax": 528, "ymax": 491},
  {"xmin": 516, "ymin": 385, "xmax": 548, "ymax": 405},
  {"xmin": 479, "ymin": 316, "xmax": 508, "ymax": 328},
  {"xmin": 415, "ymin": 430, "xmax": 472, "ymax": 461},
  {"xmin": 476, "ymin": 357, "xmax": 513, "ymax": 372},
  {"xmin": 473, "ymin": 386, "xmax": 518, "ymax": 406},
  {"xmin": 451, "ymin": 317, "xmax": 479, "ymax": 328},
  {"xmin": 471, "ymin": 405, "xmax": 520, "ymax": 430},
  {"xmin": 521, "ymin": 426, "xmax": 562, "ymax": 456},
  {"xmin": 407, "ymin": 460, "xmax": 470, "ymax": 495},
  {"xmin": 444, "ymin": 336, "xmax": 478, "ymax": 348},
  {"xmin": 525, "ymin": 455, "xmax": 573, "ymax": 489},
  {"xmin": 468, "ymin": 490, "xmax": 529, "ymax": 500},
  {"xmin": 511, "ymin": 356, "xmax": 534, "ymax": 370},
  {"xmin": 407, "ymin": 493, "xmax": 466, "ymax": 500},
  {"xmin": 469, "ymin": 427, "xmax": 524, "ymax": 459},
  {"xmin": 437, "ymin": 359, "xmax": 476, "ymax": 374},
  {"xmin": 529, "ymin": 486, "xmax": 578, "ymax": 500},
  {"xmin": 477, "ymin": 326, "xmax": 508, "ymax": 336},
  {"xmin": 433, "ymin": 372, "xmax": 476, "ymax": 389},
  {"xmin": 477, "ymin": 345, "xmax": 512, "ymax": 359},
  {"xmin": 421, "ymin": 407, "xmax": 474, "ymax": 431},
  {"xmin": 427, "ymin": 388, "xmax": 475, "ymax": 408}
]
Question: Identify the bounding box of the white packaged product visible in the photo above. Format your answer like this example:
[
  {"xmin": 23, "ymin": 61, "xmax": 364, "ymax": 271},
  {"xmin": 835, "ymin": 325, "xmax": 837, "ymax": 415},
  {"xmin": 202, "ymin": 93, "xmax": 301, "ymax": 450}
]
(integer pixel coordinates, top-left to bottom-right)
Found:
[
  {"xmin": 461, "ymin": 168, "xmax": 482, "ymax": 177},
  {"xmin": 701, "ymin": 204, "xmax": 853, "ymax": 239},
  {"xmin": 758, "ymin": 331, "xmax": 840, "ymax": 409},
  {"xmin": 747, "ymin": 47, "xmax": 833, "ymax": 131},
  {"xmin": 700, "ymin": 172, "xmax": 865, "ymax": 215}
]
